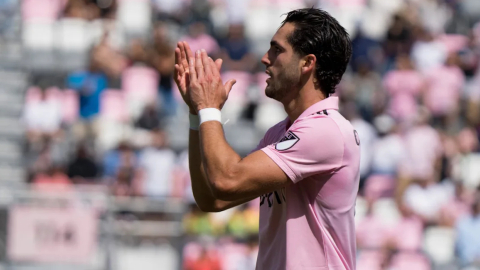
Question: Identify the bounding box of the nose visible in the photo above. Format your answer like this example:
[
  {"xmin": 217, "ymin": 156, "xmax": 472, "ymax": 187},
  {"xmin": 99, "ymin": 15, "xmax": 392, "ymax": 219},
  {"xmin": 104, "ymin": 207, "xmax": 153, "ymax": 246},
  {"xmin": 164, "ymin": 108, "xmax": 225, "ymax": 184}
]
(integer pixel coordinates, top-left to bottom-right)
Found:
[{"xmin": 261, "ymin": 51, "xmax": 270, "ymax": 67}]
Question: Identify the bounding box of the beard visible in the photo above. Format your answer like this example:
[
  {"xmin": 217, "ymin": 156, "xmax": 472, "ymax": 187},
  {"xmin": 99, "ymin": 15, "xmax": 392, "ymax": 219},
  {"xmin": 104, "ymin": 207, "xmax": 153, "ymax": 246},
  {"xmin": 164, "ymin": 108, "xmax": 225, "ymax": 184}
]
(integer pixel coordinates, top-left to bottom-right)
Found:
[{"xmin": 265, "ymin": 64, "xmax": 301, "ymax": 101}]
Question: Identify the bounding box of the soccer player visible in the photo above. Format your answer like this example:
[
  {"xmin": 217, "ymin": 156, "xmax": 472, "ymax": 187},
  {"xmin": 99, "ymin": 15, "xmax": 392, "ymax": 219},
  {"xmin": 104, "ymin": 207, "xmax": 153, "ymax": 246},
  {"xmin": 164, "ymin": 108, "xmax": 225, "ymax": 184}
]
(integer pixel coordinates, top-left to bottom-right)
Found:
[{"xmin": 174, "ymin": 8, "xmax": 359, "ymax": 270}]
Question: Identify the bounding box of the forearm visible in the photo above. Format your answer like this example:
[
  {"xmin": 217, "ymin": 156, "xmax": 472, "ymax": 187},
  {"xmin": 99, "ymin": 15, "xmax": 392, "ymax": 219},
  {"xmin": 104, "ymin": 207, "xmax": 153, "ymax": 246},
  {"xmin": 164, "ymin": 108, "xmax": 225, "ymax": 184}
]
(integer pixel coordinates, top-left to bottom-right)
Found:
[
  {"xmin": 189, "ymin": 128, "xmax": 254, "ymax": 211},
  {"xmin": 188, "ymin": 129, "xmax": 217, "ymax": 208},
  {"xmin": 199, "ymin": 121, "xmax": 242, "ymax": 198}
]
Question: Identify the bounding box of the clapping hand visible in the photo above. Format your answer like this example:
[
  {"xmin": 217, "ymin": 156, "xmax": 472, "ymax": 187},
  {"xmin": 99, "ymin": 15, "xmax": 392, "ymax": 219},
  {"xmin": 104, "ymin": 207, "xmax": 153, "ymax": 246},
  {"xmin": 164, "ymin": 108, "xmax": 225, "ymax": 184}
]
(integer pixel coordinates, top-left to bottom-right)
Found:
[{"xmin": 174, "ymin": 42, "xmax": 236, "ymax": 114}]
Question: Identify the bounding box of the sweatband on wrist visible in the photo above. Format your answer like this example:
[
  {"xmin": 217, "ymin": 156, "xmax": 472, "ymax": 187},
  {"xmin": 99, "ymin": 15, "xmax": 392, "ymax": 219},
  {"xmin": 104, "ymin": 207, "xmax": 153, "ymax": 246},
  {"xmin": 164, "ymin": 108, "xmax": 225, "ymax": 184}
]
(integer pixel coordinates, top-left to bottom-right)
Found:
[
  {"xmin": 189, "ymin": 113, "xmax": 199, "ymax": 130},
  {"xmin": 199, "ymin": 108, "xmax": 222, "ymax": 125}
]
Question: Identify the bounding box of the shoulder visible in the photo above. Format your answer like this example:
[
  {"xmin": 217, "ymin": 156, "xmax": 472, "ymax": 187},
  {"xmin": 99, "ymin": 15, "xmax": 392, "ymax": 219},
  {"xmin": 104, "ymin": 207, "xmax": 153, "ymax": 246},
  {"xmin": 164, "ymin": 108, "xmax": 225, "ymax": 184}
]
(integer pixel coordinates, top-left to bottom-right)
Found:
[{"xmin": 288, "ymin": 114, "xmax": 346, "ymax": 150}]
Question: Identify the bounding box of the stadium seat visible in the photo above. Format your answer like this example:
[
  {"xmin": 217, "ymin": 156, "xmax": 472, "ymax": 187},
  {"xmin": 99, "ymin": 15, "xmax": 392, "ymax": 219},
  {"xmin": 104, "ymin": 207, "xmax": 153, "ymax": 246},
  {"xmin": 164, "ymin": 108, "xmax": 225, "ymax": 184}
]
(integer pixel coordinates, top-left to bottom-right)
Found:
[
  {"xmin": 55, "ymin": 18, "xmax": 91, "ymax": 53},
  {"xmin": 422, "ymin": 226, "xmax": 456, "ymax": 265},
  {"xmin": 116, "ymin": 0, "xmax": 152, "ymax": 37},
  {"xmin": 21, "ymin": 0, "xmax": 61, "ymax": 22},
  {"xmin": 221, "ymin": 71, "xmax": 251, "ymax": 123},
  {"xmin": 25, "ymin": 86, "xmax": 42, "ymax": 103},
  {"xmin": 458, "ymin": 153, "xmax": 480, "ymax": 190},
  {"xmin": 254, "ymin": 101, "xmax": 287, "ymax": 134},
  {"xmin": 61, "ymin": 89, "xmax": 79, "ymax": 124},
  {"xmin": 364, "ymin": 174, "xmax": 395, "ymax": 201},
  {"xmin": 100, "ymin": 89, "xmax": 128, "ymax": 122},
  {"xmin": 354, "ymin": 196, "xmax": 368, "ymax": 225},
  {"xmin": 438, "ymin": 34, "xmax": 468, "ymax": 54},
  {"xmin": 122, "ymin": 66, "xmax": 159, "ymax": 119},
  {"xmin": 372, "ymin": 198, "xmax": 401, "ymax": 225},
  {"xmin": 22, "ymin": 20, "xmax": 55, "ymax": 51},
  {"xmin": 392, "ymin": 217, "xmax": 424, "ymax": 251},
  {"xmin": 356, "ymin": 250, "xmax": 383, "ymax": 270},
  {"xmin": 390, "ymin": 252, "xmax": 431, "ymax": 270}
]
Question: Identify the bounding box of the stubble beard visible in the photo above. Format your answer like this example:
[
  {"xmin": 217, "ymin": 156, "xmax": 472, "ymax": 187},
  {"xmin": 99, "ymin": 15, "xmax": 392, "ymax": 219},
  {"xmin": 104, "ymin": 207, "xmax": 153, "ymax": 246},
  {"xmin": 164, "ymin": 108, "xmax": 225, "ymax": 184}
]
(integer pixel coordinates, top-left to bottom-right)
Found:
[{"xmin": 265, "ymin": 65, "xmax": 300, "ymax": 102}]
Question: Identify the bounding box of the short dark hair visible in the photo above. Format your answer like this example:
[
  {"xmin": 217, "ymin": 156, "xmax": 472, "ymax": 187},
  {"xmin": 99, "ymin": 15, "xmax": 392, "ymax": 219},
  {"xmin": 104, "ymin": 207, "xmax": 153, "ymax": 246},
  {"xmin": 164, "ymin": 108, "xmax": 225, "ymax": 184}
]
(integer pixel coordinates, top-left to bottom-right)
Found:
[{"xmin": 282, "ymin": 8, "xmax": 352, "ymax": 96}]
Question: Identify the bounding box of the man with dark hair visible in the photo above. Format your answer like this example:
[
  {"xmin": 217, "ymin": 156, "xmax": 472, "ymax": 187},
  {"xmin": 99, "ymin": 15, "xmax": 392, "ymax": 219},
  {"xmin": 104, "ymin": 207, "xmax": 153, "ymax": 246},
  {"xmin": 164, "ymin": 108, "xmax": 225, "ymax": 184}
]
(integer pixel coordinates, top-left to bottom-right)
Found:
[{"xmin": 174, "ymin": 8, "xmax": 359, "ymax": 270}]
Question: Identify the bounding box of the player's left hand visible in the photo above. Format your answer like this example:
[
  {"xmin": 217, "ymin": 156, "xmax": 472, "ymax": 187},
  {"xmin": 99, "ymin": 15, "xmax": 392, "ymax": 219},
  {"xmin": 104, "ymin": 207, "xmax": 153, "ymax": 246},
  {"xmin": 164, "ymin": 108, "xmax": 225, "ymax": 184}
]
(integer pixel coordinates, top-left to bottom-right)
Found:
[{"xmin": 188, "ymin": 49, "xmax": 236, "ymax": 112}]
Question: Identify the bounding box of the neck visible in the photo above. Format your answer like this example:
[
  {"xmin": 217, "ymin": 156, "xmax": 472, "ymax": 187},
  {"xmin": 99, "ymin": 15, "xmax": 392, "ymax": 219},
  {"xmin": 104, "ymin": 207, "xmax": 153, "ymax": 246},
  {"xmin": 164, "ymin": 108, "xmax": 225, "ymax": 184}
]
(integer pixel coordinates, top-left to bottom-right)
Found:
[{"xmin": 282, "ymin": 85, "xmax": 326, "ymax": 123}]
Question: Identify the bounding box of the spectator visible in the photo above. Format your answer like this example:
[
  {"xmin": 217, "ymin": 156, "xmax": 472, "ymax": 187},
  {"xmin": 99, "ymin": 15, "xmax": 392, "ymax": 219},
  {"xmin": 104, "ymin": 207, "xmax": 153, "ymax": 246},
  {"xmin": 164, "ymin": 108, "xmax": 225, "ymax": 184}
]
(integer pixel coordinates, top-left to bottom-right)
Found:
[
  {"xmin": 424, "ymin": 53, "xmax": 465, "ymax": 124},
  {"xmin": 138, "ymin": 129, "xmax": 176, "ymax": 198},
  {"xmin": 67, "ymin": 144, "xmax": 99, "ymax": 183},
  {"xmin": 382, "ymin": 55, "xmax": 424, "ymax": 122},
  {"xmin": 219, "ymin": 24, "xmax": 256, "ymax": 72},
  {"xmin": 66, "ymin": 73, "xmax": 106, "ymax": 141},
  {"xmin": 151, "ymin": 23, "xmax": 177, "ymax": 115},
  {"xmin": 401, "ymin": 107, "xmax": 443, "ymax": 182},
  {"xmin": 402, "ymin": 176, "xmax": 453, "ymax": 225},
  {"xmin": 350, "ymin": 59, "xmax": 383, "ymax": 121},
  {"xmin": 411, "ymin": 28, "xmax": 448, "ymax": 73},
  {"xmin": 184, "ymin": 246, "xmax": 221, "ymax": 270},
  {"xmin": 102, "ymin": 141, "xmax": 137, "ymax": 179},
  {"xmin": 384, "ymin": 14, "xmax": 413, "ymax": 64},
  {"xmin": 370, "ymin": 114, "xmax": 407, "ymax": 176},
  {"xmin": 111, "ymin": 166, "xmax": 139, "ymax": 196},
  {"xmin": 456, "ymin": 191, "xmax": 480, "ymax": 267},
  {"xmin": 32, "ymin": 165, "xmax": 72, "ymax": 190},
  {"xmin": 24, "ymin": 89, "xmax": 62, "ymax": 145},
  {"xmin": 135, "ymin": 103, "xmax": 161, "ymax": 131},
  {"xmin": 181, "ymin": 21, "xmax": 219, "ymax": 58},
  {"xmin": 440, "ymin": 181, "xmax": 472, "ymax": 227}
]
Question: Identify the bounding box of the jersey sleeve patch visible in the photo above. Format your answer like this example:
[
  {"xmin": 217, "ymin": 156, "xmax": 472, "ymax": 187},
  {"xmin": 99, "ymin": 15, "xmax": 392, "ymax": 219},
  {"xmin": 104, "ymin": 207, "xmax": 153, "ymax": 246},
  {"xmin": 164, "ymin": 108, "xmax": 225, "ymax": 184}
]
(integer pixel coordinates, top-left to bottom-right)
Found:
[{"xmin": 275, "ymin": 131, "xmax": 300, "ymax": 151}]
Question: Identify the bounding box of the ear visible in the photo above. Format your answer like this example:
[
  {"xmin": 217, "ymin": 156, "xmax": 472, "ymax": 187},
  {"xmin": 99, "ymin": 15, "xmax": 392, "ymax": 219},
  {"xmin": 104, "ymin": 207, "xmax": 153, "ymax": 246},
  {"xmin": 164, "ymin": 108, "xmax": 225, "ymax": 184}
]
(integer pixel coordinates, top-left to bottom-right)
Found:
[{"xmin": 301, "ymin": 54, "xmax": 316, "ymax": 75}]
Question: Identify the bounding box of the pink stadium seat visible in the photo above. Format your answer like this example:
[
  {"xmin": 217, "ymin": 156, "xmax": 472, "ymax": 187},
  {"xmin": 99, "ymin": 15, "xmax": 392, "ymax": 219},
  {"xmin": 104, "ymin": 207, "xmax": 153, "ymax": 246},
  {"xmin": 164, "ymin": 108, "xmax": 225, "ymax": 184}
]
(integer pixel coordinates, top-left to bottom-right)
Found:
[
  {"xmin": 390, "ymin": 252, "xmax": 431, "ymax": 270},
  {"xmin": 356, "ymin": 250, "xmax": 383, "ymax": 270},
  {"xmin": 122, "ymin": 66, "xmax": 159, "ymax": 101},
  {"xmin": 391, "ymin": 217, "xmax": 424, "ymax": 251},
  {"xmin": 101, "ymin": 89, "xmax": 128, "ymax": 122},
  {"xmin": 45, "ymin": 87, "xmax": 62, "ymax": 101},
  {"xmin": 25, "ymin": 87, "xmax": 42, "ymax": 104},
  {"xmin": 438, "ymin": 34, "xmax": 468, "ymax": 54},
  {"xmin": 364, "ymin": 174, "xmax": 395, "ymax": 201},
  {"xmin": 61, "ymin": 89, "xmax": 79, "ymax": 124},
  {"xmin": 221, "ymin": 71, "xmax": 251, "ymax": 102},
  {"xmin": 22, "ymin": 0, "xmax": 62, "ymax": 22}
]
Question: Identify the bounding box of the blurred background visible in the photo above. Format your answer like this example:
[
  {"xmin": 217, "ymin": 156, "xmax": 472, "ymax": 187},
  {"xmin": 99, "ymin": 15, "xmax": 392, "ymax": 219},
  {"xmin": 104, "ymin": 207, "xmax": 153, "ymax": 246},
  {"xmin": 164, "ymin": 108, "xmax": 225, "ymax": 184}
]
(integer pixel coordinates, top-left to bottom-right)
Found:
[{"xmin": 0, "ymin": 0, "xmax": 479, "ymax": 269}]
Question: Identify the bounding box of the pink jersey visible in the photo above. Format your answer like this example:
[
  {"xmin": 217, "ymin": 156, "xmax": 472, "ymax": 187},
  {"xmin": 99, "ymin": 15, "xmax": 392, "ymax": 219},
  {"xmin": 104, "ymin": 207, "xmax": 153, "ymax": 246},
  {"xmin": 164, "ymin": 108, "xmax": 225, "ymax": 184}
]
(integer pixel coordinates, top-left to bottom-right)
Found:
[{"xmin": 255, "ymin": 96, "xmax": 360, "ymax": 270}]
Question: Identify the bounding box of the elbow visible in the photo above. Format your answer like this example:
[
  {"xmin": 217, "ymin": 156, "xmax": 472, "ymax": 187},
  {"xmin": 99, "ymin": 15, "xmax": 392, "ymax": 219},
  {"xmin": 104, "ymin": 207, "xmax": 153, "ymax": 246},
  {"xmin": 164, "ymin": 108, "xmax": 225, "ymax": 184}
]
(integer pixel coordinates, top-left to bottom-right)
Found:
[
  {"xmin": 196, "ymin": 202, "xmax": 221, "ymax": 213},
  {"xmin": 210, "ymin": 176, "xmax": 237, "ymax": 201}
]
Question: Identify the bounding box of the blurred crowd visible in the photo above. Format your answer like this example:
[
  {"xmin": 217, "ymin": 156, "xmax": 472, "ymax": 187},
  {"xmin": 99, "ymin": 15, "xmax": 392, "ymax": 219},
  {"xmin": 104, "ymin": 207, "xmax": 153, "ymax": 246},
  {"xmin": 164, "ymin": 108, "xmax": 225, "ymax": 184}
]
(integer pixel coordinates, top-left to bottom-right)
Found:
[{"xmin": 9, "ymin": 0, "xmax": 480, "ymax": 269}]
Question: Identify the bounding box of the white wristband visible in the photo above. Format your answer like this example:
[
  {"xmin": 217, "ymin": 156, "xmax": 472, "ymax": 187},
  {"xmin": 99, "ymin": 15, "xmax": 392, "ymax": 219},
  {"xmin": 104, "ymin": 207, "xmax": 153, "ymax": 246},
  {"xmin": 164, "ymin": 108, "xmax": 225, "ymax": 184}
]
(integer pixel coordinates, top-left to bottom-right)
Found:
[
  {"xmin": 199, "ymin": 108, "xmax": 222, "ymax": 125},
  {"xmin": 189, "ymin": 113, "xmax": 199, "ymax": 130}
]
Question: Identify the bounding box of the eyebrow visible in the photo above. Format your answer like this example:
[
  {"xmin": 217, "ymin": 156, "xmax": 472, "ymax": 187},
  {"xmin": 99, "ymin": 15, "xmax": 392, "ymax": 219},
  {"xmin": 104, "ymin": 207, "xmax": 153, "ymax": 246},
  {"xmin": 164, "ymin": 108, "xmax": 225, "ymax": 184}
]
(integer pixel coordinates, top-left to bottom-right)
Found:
[{"xmin": 270, "ymin": 40, "xmax": 284, "ymax": 49}]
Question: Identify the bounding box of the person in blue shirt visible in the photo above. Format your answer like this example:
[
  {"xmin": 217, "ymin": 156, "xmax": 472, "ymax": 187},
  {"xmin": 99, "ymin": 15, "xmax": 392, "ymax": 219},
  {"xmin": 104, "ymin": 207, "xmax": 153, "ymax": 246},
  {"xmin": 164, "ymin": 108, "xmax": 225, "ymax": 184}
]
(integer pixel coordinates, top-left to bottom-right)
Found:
[
  {"xmin": 456, "ymin": 190, "xmax": 480, "ymax": 267},
  {"xmin": 66, "ymin": 71, "xmax": 107, "ymax": 121}
]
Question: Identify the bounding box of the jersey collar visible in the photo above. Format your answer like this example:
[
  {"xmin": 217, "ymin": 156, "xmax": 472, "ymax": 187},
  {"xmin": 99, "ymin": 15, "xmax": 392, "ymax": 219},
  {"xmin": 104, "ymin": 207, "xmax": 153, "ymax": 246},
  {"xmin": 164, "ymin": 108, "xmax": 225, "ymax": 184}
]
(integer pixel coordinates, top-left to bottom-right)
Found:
[{"xmin": 297, "ymin": 96, "xmax": 339, "ymax": 120}]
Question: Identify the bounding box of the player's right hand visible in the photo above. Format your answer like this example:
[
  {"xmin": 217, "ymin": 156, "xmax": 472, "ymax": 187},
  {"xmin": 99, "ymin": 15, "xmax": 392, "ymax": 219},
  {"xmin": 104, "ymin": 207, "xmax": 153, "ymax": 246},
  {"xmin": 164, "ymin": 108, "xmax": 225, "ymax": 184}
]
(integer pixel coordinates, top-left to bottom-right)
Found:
[{"xmin": 174, "ymin": 42, "xmax": 223, "ymax": 114}]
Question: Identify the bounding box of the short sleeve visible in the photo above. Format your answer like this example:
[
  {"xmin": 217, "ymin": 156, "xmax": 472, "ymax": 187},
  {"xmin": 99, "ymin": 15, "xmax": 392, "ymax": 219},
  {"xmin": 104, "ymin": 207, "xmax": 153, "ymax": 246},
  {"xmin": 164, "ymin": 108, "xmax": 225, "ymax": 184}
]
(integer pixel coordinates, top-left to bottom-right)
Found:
[{"xmin": 261, "ymin": 117, "xmax": 344, "ymax": 183}]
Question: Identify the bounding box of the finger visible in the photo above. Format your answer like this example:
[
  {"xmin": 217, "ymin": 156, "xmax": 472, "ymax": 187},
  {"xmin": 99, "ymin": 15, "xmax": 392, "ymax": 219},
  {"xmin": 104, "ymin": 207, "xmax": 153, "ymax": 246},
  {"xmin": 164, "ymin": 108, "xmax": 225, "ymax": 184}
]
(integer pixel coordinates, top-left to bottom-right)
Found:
[
  {"xmin": 224, "ymin": 79, "xmax": 237, "ymax": 97},
  {"xmin": 183, "ymin": 42, "xmax": 194, "ymax": 68},
  {"xmin": 175, "ymin": 47, "xmax": 181, "ymax": 66},
  {"xmin": 174, "ymin": 64, "xmax": 184, "ymax": 79},
  {"xmin": 202, "ymin": 50, "xmax": 212, "ymax": 77},
  {"xmin": 195, "ymin": 50, "xmax": 204, "ymax": 80},
  {"xmin": 209, "ymin": 57, "xmax": 220, "ymax": 77},
  {"xmin": 215, "ymin": 58, "xmax": 223, "ymax": 71},
  {"xmin": 174, "ymin": 64, "xmax": 182, "ymax": 75},
  {"xmin": 188, "ymin": 56, "xmax": 197, "ymax": 84},
  {"xmin": 180, "ymin": 42, "xmax": 189, "ymax": 70}
]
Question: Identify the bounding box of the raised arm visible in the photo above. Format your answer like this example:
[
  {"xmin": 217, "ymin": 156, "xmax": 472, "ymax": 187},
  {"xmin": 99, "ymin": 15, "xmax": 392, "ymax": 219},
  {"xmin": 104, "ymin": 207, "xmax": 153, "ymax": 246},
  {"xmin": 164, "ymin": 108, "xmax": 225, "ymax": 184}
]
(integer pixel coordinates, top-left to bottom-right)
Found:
[
  {"xmin": 186, "ymin": 49, "xmax": 290, "ymax": 203},
  {"xmin": 175, "ymin": 42, "xmax": 261, "ymax": 212}
]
